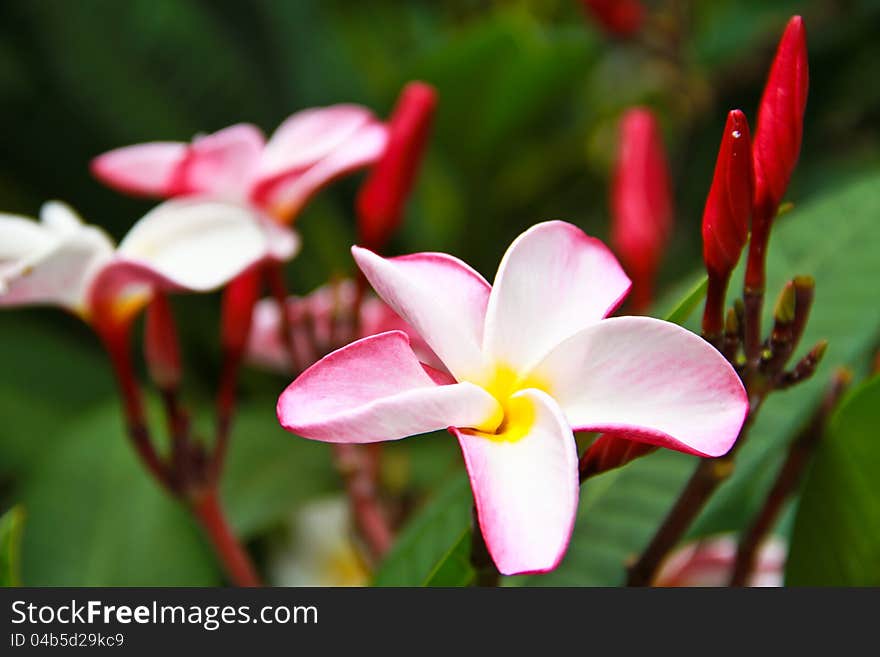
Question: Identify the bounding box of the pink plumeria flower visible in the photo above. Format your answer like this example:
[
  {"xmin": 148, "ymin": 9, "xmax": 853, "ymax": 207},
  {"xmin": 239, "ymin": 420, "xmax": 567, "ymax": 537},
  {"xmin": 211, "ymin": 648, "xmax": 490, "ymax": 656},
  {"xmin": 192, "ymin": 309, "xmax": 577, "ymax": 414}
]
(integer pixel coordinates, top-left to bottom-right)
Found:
[
  {"xmin": 246, "ymin": 279, "xmax": 442, "ymax": 375},
  {"xmin": 277, "ymin": 221, "xmax": 748, "ymax": 575},
  {"xmin": 0, "ymin": 199, "xmax": 297, "ymax": 324},
  {"xmin": 654, "ymin": 535, "xmax": 786, "ymax": 587},
  {"xmin": 91, "ymin": 105, "xmax": 387, "ymax": 223}
]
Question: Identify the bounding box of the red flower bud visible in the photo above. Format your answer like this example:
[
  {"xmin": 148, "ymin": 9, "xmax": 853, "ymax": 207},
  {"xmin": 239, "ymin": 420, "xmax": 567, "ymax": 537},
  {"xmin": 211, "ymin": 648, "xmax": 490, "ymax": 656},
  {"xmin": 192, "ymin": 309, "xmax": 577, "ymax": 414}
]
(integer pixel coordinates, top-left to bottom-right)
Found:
[
  {"xmin": 357, "ymin": 81, "xmax": 437, "ymax": 252},
  {"xmin": 221, "ymin": 267, "xmax": 262, "ymax": 355},
  {"xmin": 144, "ymin": 292, "xmax": 182, "ymax": 389},
  {"xmin": 702, "ymin": 110, "xmax": 753, "ymax": 281},
  {"xmin": 581, "ymin": 0, "xmax": 644, "ymax": 38},
  {"xmin": 579, "ymin": 434, "xmax": 658, "ymax": 481},
  {"xmin": 611, "ymin": 107, "xmax": 673, "ymax": 312},
  {"xmin": 752, "ymin": 15, "xmax": 808, "ymax": 228}
]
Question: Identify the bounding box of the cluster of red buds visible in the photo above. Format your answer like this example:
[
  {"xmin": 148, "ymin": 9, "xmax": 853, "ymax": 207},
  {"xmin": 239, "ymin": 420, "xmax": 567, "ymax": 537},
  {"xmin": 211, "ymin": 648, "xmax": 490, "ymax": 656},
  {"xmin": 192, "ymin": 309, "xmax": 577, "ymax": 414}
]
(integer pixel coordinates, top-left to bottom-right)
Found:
[
  {"xmin": 700, "ymin": 16, "xmax": 811, "ymax": 379},
  {"xmin": 579, "ymin": 16, "xmax": 821, "ymax": 587}
]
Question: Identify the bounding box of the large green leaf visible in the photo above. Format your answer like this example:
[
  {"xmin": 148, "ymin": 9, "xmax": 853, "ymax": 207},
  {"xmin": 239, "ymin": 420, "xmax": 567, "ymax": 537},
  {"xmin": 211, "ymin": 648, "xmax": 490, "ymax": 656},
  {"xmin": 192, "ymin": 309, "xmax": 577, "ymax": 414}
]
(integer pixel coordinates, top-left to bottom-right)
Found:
[
  {"xmin": 0, "ymin": 316, "xmax": 111, "ymax": 478},
  {"xmin": 373, "ymin": 473, "xmax": 472, "ymax": 586},
  {"xmin": 20, "ymin": 403, "xmax": 221, "ymax": 586},
  {"xmin": 221, "ymin": 404, "xmax": 339, "ymax": 538},
  {"xmin": 0, "ymin": 505, "xmax": 25, "ymax": 586},
  {"xmin": 423, "ymin": 529, "xmax": 475, "ymax": 587},
  {"xmin": 18, "ymin": 394, "xmax": 346, "ymax": 585},
  {"xmin": 786, "ymin": 376, "xmax": 880, "ymax": 585}
]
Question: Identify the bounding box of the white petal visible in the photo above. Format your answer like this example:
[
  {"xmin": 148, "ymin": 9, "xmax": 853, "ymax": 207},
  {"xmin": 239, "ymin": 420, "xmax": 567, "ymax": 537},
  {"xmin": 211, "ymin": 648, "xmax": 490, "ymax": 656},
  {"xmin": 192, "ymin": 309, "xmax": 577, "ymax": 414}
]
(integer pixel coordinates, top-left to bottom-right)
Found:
[
  {"xmin": 0, "ymin": 213, "xmax": 55, "ymax": 270},
  {"xmin": 116, "ymin": 198, "xmax": 274, "ymax": 292},
  {"xmin": 483, "ymin": 221, "xmax": 631, "ymax": 374},
  {"xmin": 39, "ymin": 201, "xmax": 85, "ymax": 235},
  {"xmin": 0, "ymin": 211, "xmax": 114, "ymax": 312}
]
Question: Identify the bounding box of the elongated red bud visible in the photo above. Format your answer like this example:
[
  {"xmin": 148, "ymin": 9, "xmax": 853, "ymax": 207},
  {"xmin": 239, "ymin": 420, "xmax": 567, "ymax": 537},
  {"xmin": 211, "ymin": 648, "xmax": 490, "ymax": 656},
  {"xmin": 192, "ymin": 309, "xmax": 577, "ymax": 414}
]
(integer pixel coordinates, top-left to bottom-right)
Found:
[
  {"xmin": 702, "ymin": 110, "xmax": 753, "ymax": 281},
  {"xmin": 753, "ymin": 16, "xmax": 808, "ymax": 225},
  {"xmin": 357, "ymin": 81, "xmax": 437, "ymax": 252},
  {"xmin": 611, "ymin": 107, "xmax": 673, "ymax": 312},
  {"xmin": 144, "ymin": 292, "xmax": 182, "ymax": 389},
  {"xmin": 581, "ymin": 0, "xmax": 644, "ymax": 38},
  {"xmin": 221, "ymin": 267, "xmax": 262, "ymax": 354}
]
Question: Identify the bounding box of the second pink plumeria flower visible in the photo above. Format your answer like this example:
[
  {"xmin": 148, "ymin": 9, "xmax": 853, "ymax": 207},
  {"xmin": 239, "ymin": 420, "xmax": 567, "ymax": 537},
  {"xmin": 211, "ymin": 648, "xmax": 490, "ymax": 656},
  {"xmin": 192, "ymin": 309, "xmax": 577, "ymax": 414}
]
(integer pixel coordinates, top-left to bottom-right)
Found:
[
  {"xmin": 276, "ymin": 221, "xmax": 748, "ymax": 575},
  {"xmin": 91, "ymin": 105, "xmax": 387, "ymax": 223}
]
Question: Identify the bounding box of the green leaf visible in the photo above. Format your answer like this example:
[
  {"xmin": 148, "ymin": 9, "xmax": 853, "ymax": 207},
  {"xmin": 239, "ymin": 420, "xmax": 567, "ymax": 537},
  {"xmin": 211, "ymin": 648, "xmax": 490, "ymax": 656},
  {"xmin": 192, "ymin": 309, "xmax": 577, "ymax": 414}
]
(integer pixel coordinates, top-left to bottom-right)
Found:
[
  {"xmin": 373, "ymin": 473, "xmax": 472, "ymax": 586},
  {"xmin": 662, "ymin": 276, "xmax": 708, "ymax": 325},
  {"xmin": 422, "ymin": 528, "xmax": 475, "ymax": 587},
  {"xmin": 0, "ymin": 506, "xmax": 25, "ymax": 587},
  {"xmin": 221, "ymin": 404, "xmax": 339, "ymax": 538},
  {"xmin": 0, "ymin": 317, "xmax": 111, "ymax": 477},
  {"xmin": 20, "ymin": 403, "xmax": 220, "ymax": 586},
  {"xmin": 510, "ymin": 450, "xmax": 694, "ymax": 586},
  {"xmin": 786, "ymin": 375, "xmax": 880, "ymax": 585}
]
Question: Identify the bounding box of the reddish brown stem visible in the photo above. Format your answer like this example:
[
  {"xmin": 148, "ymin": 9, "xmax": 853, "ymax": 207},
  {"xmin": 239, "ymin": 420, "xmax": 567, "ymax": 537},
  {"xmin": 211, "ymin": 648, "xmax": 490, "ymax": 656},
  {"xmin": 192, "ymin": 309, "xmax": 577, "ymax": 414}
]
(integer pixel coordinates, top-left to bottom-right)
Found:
[
  {"xmin": 702, "ymin": 273, "xmax": 730, "ymax": 345},
  {"xmin": 212, "ymin": 352, "xmax": 241, "ymax": 482},
  {"xmin": 190, "ymin": 488, "xmax": 261, "ymax": 587},
  {"xmin": 745, "ymin": 206, "xmax": 773, "ymax": 293},
  {"xmin": 265, "ymin": 263, "xmax": 297, "ymax": 371},
  {"xmin": 626, "ymin": 398, "xmax": 762, "ymax": 587},
  {"xmin": 98, "ymin": 322, "xmax": 172, "ymax": 492},
  {"xmin": 626, "ymin": 456, "xmax": 735, "ymax": 586},
  {"xmin": 729, "ymin": 370, "xmax": 850, "ymax": 586},
  {"xmin": 743, "ymin": 288, "xmax": 764, "ymax": 371},
  {"xmin": 332, "ymin": 443, "xmax": 393, "ymax": 560}
]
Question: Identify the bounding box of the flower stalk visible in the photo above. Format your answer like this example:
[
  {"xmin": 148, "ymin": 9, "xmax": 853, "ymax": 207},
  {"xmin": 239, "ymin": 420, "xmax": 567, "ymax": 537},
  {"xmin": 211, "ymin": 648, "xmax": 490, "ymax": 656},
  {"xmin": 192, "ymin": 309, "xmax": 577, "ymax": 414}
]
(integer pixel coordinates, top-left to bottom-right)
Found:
[
  {"xmin": 189, "ymin": 488, "xmax": 261, "ymax": 587},
  {"xmin": 729, "ymin": 368, "xmax": 850, "ymax": 586},
  {"xmin": 98, "ymin": 297, "xmax": 261, "ymax": 586}
]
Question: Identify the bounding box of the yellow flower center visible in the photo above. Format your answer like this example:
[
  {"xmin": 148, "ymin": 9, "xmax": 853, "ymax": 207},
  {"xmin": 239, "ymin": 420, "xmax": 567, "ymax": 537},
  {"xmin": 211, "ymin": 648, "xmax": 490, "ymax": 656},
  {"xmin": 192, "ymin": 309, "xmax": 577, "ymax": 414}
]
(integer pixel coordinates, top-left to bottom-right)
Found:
[{"xmin": 469, "ymin": 364, "xmax": 550, "ymax": 442}]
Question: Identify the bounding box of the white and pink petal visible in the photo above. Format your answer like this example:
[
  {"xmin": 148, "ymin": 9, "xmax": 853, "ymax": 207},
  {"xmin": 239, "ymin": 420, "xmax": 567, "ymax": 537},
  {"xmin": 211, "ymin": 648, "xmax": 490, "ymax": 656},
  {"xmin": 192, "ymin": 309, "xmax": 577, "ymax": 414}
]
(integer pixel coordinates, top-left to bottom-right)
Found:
[
  {"xmin": 254, "ymin": 115, "xmax": 387, "ymax": 219},
  {"xmin": 454, "ymin": 388, "xmax": 579, "ymax": 576},
  {"xmin": 277, "ymin": 331, "xmax": 501, "ymax": 443},
  {"xmin": 352, "ymin": 247, "xmax": 490, "ymax": 382},
  {"xmin": 177, "ymin": 124, "xmax": 265, "ymax": 200},
  {"xmin": 483, "ymin": 221, "xmax": 631, "ymax": 374},
  {"xmin": 529, "ymin": 316, "xmax": 748, "ymax": 457},
  {"xmin": 115, "ymin": 198, "xmax": 287, "ymax": 293},
  {"xmin": 0, "ymin": 204, "xmax": 114, "ymax": 312},
  {"xmin": 91, "ymin": 142, "xmax": 189, "ymax": 198}
]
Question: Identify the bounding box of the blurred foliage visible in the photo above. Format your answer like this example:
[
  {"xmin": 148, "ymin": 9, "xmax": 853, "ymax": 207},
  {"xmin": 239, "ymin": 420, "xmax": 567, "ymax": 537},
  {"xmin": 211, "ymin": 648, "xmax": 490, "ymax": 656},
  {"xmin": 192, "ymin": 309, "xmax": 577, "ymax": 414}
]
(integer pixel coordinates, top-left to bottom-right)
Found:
[
  {"xmin": 0, "ymin": 505, "xmax": 25, "ymax": 586},
  {"xmin": 1, "ymin": 0, "xmax": 879, "ymax": 585}
]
